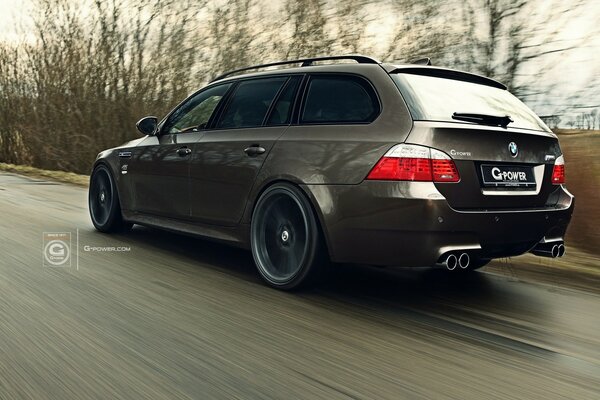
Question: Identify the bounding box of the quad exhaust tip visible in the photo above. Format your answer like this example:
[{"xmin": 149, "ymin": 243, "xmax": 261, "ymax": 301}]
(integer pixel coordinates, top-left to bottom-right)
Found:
[
  {"xmin": 530, "ymin": 241, "xmax": 565, "ymax": 258},
  {"xmin": 440, "ymin": 242, "xmax": 566, "ymax": 269},
  {"xmin": 558, "ymin": 244, "xmax": 565, "ymax": 257},
  {"xmin": 438, "ymin": 252, "xmax": 472, "ymax": 270},
  {"xmin": 445, "ymin": 254, "xmax": 457, "ymax": 270},
  {"xmin": 458, "ymin": 253, "xmax": 470, "ymax": 269},
  {"xmin": 437, "ymin": 251, "xmax": 477, "ymax": 270}
]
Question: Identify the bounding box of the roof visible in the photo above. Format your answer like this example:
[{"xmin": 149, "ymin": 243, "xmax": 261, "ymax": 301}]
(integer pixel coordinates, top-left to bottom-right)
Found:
[{"xmin": 210, "ymin": 54, "xmax": 507, "ymax": 90}]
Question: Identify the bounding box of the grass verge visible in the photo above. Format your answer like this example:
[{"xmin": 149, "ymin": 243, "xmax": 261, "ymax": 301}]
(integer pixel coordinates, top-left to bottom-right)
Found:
[{"xmin": 0, "ymin": 162, "xmax": 89, "ymax": 187}]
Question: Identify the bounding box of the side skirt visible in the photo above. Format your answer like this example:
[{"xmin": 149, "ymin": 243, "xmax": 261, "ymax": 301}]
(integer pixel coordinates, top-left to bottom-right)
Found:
[{"xmin": 122, "ymin": 210, "xmax": 251, "ymax": 249}]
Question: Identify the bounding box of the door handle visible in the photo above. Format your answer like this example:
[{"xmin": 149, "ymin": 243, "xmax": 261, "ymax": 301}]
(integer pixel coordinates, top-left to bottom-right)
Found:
[
  {"xmin": 244, "ymin": 145, "xmax": 266, "ymax": 156},
  {"xmin": 177, "ymin": 146, "xmax": 192, "ymax": 156}
]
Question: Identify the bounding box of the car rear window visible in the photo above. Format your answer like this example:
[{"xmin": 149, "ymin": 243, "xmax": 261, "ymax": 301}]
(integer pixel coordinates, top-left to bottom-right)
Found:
[
  {"xmin": 391, "ymin": 73, "xmax": 548, "ymax": 131},
  {"xmin": 301, "ymin": 75, "xmax": 379, "ymax": 124}
]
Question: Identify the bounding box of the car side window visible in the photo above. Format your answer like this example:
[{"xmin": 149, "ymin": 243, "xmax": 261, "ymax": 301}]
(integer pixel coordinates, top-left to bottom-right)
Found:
[
  {"xmin": 301, "ymin": 75, "xmax": 379, "ymax": 124},
  {"xmin": 216, "ymin": 77, "xmax": 287, "ymax": 129},
  {"xmin": 164, "ymin": 83, "xmax": 232, "ymax": 134},
  {"xmin": 266, "ymin": 76, "xmax": 302, "ymax": 126}
]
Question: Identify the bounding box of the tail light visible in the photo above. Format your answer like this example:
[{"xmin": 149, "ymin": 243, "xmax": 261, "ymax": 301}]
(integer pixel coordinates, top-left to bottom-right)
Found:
[
  {"xmin": 366, "ymin": 144, "xmax": 460, "ymax": 183},
  {"xmin": 551, "ymin": 155, "xmax": 565, "ymax": 185}
]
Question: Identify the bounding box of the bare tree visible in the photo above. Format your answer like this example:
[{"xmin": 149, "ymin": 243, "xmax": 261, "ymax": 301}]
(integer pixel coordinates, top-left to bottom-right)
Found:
[
  {"xmin": 332, "ymin": 0, "xmax": 373, "ymax": 55},
  {"xmin": 0, "ymin": 0, "xmax": 597, "ymax": 172},
  {"xmin": 384, "ymin": 1, "xmax": 454, "ymax": 64},
  {"xmin": 284, "ymin": 0, "xmax": 333, "ymax": 59},
  {"xmin": 461, "ymin": 0, "xmax": 591, "ymax": 95}
]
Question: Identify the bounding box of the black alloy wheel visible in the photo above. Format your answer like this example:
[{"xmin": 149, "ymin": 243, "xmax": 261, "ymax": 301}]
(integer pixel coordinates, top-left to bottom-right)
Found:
[
  {"xmin": 251, "ymin": 183, "xmax": 326, "ymax": 290},
  {"xmin": 89, "ymin": 164, "xmax": 131, "ymax": 233}
]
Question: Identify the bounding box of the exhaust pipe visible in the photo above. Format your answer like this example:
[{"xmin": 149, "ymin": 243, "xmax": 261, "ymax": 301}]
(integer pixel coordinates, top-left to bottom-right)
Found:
[
  {"xmin": 530, "ymin": 241, "xmax": 565, "ymax": 258},
  {"xmin": 440, "ymin": 254, "xmax": 457, "ymax": 270},
  {"xmin": 458, "ymin": 253, "xmax": 470, "ymax": 269}
]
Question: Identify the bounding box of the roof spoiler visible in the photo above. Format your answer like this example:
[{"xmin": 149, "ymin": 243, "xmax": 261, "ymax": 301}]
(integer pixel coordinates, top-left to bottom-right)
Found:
[{"xmin": 389, "ymin": 67, "xmax": 507, "ymax": 90}]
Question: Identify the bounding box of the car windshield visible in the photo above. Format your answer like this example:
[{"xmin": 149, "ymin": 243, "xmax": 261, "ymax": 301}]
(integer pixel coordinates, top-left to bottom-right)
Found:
[{"xmin": 391, "ymin": 72, "xmax": 548, "ymax": 132}]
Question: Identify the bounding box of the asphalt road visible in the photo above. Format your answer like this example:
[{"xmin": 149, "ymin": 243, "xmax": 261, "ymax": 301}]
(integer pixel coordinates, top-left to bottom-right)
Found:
[{"xmin": 1, "ymin": 172, "xmax": 599, "ymax": 400}]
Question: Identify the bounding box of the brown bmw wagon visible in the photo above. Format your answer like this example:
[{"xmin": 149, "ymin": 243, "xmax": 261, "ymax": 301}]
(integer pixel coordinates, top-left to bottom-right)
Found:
[{"xmin": 89, "ymin": 55, "xmax": 574, "ymax": 289}]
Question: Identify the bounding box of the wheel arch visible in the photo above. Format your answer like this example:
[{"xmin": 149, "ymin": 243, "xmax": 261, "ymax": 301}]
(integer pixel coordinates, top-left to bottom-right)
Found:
[
  {"xmin": 245, "ymin": 178, "xmax": 335, "ymax": 262},
  {"xmin": 90, "ymin": 157, "xmax": 128, "ymax": 214},
  {"xmin": 91, "ymin": 152, "xmax": 120, "ymax": 179}
]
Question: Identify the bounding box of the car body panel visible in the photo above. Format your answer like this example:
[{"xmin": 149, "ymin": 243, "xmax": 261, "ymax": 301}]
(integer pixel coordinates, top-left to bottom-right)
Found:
[
  {"xmin": 190, "ymin": 126, "xmax": 288, "ymax": 226},
  {"xmin": 239, "ymin": 65, "xmax": 413, "ymax": 223},
  {"xmin": 123, "ymin": 132, "xmax": 201, "ymax": 219},
  {"xmin": 302, "ymin": 181, "xmax": 573, "ymax": 266}
]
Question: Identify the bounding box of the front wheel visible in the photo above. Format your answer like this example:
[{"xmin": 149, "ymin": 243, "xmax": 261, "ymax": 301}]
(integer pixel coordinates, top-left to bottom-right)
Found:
[
  {"xmin": 251, "ymin": 183, "xmax": 326, "ymax": 290},
  {"xmin": 89, "ymin": 164, "xmax": 131, "ymax": 233}
]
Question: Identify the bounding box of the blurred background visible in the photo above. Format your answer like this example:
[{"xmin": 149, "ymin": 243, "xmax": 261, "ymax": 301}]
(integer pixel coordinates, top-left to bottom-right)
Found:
[{"xmin": 0, "ymin": 0, "xmax": 598, "ymax": 259}]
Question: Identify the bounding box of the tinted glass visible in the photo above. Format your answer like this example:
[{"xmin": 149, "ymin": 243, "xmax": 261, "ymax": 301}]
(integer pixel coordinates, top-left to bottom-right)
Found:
[
  {"xmin": 301, "ymin": 76, "xmax": 378, "ymax": 123},
  {"xmin": 391, "ymin": 73, "xmax": 547, "ymax": 131},
  {"xmin": 216, "ymin": 77, "xmax": 287, "ymax": 129},
  {"xmin": 267, "ymin": 76, "xmax": 301, "ymax": 125},
  {"xmin": 165, "ymin": 83, "xmax": 231, "ymax": 134}
]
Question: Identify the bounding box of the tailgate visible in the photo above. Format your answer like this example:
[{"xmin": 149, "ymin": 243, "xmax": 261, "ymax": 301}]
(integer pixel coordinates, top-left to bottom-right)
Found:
[{"xmin": 406, "ymin": 121, "xmax": 563, "ymax": 210}]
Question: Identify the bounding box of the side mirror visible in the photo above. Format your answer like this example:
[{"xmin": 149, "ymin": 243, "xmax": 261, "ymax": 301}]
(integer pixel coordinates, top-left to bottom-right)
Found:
[{"xmin": 136, "ymin": 116, "xmax": 158, "ymax": 136}]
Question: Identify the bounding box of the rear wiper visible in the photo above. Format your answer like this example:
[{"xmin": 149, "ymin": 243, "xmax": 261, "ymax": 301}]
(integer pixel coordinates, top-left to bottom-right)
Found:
[{"xmin": 452, "ymin": 112, "xmax": 513, "ymax": 128}]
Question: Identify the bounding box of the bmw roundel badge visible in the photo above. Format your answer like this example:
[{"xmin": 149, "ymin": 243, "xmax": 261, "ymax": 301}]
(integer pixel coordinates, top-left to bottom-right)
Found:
[{"xmin": 508, "ymin": 142, "xmax": 518, "ymax": 157}]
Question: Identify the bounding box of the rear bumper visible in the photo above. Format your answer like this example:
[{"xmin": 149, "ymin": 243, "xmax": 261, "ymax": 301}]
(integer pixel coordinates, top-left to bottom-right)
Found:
[{"xmin": 303, "ymin": 181, "xmax": 574, "ymax": 267}]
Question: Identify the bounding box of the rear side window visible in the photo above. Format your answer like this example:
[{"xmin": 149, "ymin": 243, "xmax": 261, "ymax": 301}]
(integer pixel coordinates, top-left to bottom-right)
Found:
[
  {"xmin": 267, "ymin": 76, "xmax": 302, "ymax": 125},
  {"xmin": 301, "ymin": 75, "xmax": 379, "ymax": 124},
  {"xmin": 216, "ymin": 77, "xmax": 287, "ymax": 129}
]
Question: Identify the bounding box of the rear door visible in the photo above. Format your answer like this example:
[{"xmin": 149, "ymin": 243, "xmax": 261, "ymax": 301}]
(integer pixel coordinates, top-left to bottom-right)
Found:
[{"xmin": 189, "ymin": 75, "xmax": 302, "ymax": 226}]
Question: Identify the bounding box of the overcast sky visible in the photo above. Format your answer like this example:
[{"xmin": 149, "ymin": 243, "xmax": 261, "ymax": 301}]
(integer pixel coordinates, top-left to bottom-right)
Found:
[
  {"xmin": 0, "ymin": 0, "xmax": 28, "ymax": 42},
  {"xmin": 1, "ymin": 0, "xmax": 598, "ymax": 123}
]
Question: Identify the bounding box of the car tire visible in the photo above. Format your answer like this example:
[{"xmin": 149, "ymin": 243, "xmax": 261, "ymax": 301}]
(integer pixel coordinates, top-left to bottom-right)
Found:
[
  {"xmin": 251, "ymin": 183, "xmax": 326, "ymax": 290},
  {"xmin": 89, "ymin": 164, "xmax": 131, "ymax": 233}
]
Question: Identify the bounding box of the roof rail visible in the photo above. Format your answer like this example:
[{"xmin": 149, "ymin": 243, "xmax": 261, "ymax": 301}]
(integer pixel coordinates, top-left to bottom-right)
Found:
[{"xmin": 211, "ymin": 55, "xmax": 380, "ymax": 82}]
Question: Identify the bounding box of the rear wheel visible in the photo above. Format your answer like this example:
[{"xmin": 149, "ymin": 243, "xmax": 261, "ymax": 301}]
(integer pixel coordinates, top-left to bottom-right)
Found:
[
  {"xmin": 89, "ymin": 164, "xmax": 131, "ymax": 233},
  {"xmin": 251, "ymin": 183, "xmax": 325, "ymax": 290}
]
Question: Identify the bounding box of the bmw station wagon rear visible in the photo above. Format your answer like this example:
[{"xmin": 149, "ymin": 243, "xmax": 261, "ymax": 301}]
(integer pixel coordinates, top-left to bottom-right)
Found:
[{"xmin": 89, "ymin": 55, "xmax": 574, "ymax": 289}]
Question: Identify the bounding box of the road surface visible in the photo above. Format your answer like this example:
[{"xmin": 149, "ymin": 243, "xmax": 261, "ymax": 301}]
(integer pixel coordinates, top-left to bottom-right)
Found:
[{"xmin": 0, "ymin": 172, "xmax": 599, "ymax": 399}]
